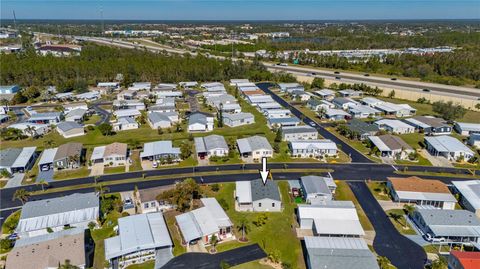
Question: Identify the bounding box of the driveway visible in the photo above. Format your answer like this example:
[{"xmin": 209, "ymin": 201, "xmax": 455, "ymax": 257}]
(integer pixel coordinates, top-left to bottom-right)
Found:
[
  {"xmin": 90, "ymin": 164, "xmax": 104, "ymax": 176},
  {"xmin": 162, "ymin": 244, "xmax": 266, "ymax": 269},
  {"xmin": 37, "ymin": 169, "xmax": 54, "ymax": 183},
  {"xmin": 348, "ymin": 181, "xmax": 427, "ymax": 269},
  {"xmin": 419, "ymin": 149, "xmax": 453, "ymax": 167},
  {"xmin": 4, "ymin": 173, "xmax": 25, "ymax": 188}
]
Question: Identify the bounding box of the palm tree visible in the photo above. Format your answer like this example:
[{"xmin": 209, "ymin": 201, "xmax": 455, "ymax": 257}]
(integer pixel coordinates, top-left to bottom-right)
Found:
[
  {"xmin": 36, "ymin": 179, "xmax": 49, "ymax": 192},
  {"xmin": 403, "ymin": 204, "xmax": 415, "ymax": 228},
  {"xmin": 388, "ymin": 212, "xmax": 402, "ymax": 226},
  {"xmin": 43, "ymin": 139, "xmax": 56, "ymax": 148},
  {"xmin": 209, "ymin": 234, "xmax": 218, "ymax": 253},
  {"xmin": 236, "ymin": 217, "xmax": 250, "ymax": 242},
  {"xmin": 13, "ymin": 188, "xmax": 30, "ymax": 205},
  {"xmin": 25, "ymin": 125, "xmax": 36, "ymax": 138},
  {"xmin": 377, "ymin": 256, "xmax": 391, "ymax": 269},
  {"xmin": 95, "ymin": 184, "xmax": 109, "ymax": 199}
]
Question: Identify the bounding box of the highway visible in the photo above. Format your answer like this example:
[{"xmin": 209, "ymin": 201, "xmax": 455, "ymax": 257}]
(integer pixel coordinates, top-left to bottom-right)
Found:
[{"xmin": 79, "ymin": 36, "xmax": 480, "ymax": 100}]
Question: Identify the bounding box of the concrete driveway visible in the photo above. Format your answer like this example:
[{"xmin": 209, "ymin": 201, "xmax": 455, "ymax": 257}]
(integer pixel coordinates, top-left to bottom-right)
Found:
[
  {"xmin": 37, "ymin": 169, "xmax": 54, "ymax": 183},
  {"xmin": 4, "ymin": 173, "xmax": 25, "ymax": 188},
  {"xmin": 90, "ymin": 164, "xmax": 104, "ymax": 176},
  {"xmin": 348, "ymin": 181, "xmax": 427, "ymax": 269},
  {"xmin": 141, "ymin": 160, "xmax": 154, "ymax": 170},
  {"xmin": 419, "ymin": 149, "xmax": 453, "ymax": 167}
]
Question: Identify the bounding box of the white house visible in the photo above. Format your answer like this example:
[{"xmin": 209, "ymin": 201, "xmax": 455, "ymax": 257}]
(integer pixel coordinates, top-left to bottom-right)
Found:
[
  {"xmin": 313, "ymin": 89, "xmax": 336, "ymax": 100},
  {"xmin": 194, "ymin": 135, "xmax": 229, "ymax": 159},
  {"xmin": 300, "ymin": 175, "xmax": 337, "ymax": 204},
  {"xmin": 281, "ymin": 126, "xmax": 318, "ymax": 141},
  {"xmin": 112, "ymin": 117, "xmax": 139, "ymax": 131},
  {"xmin": 235, "ymin": 179, "xmax": 282, "ymax": 212},
  {"xmin": 90, "ymin": 142, "xmax": 128, "ymax": 167},
  {"xmin": 368, "ymin": 135, "xmax": 414, "ymax": 160},
  {"xmin": 56, "ymin": 121, "xmax": 85, "ymax": 138},
  {"xmin": 454, "ymin": 122, "xmax": 480, "ymax": 136},
  {"xmin": 223, "ymin": 112, "xmax": 255, "ymax": 127},
  {"xmin": 113, "ymin": 109, "xmax": 141, "ymax": 119},
  {"xmin": 452, "ymin": 180, "xmax": 480, "ymax": 218},
  {"xmin": 425, "ymin": 135, "xmax": 475, "ymax": 161},
  {"xmin": 374, "ymin": 119, "xmax": 415, "ymax": 134},
  {"xmin": 468, "ymin": 134, "xmax": 480, "ymax": 148},
  {"xmin": 148, "ymin": 111, "xmax": 179, "ymax": 129},
  {"xmin": 188, "ymin": 112, "xmax": 214, "ymax": 132},
  {"xmin": 237, "ymin": 135, "xmax": 273, "ymax": 162},
  {"xmin": 289, "ymin": 140, "xmax": 338, "ymax": 159},
  {"xmin": 332, "ymin": 97, "xmax": 359, "ymax": 110}
]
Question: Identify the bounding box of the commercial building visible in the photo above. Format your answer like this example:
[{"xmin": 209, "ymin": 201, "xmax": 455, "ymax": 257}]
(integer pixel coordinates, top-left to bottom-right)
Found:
[
  {"xmin": 368, "ymin": 135, "xmax": 414, "ymax": 160},
  {"xmin": 387, "ymin": 176, "xmax": 456, "ymax": 209},
  {"xmin": 298, "ymin": 201, "xmax": 365, "ymax": 237},
  {"xmin": 16, "ymin": 192, "xmax": 99, "ymax": 237},
  {"xmin": 56, "ymin": 121, "xmax": 85, "ymax": 138},
  {"xmin": 105, "ymin": 213, "xmax": 173, "ymax": 269},
  {"xmin": 0, "ymin": 147, "xmax": 37, "ymax": 174},
  {"xmin": 404, "ymin": 116, "xmax": 451, "ymax": 135},
  {"xmin": 237, "ymin": 135, "xmax": 273, "ymax": 162},
  {"xmin": 176, "ymin": 198, "xmax": 234, "ymax": 245},
  {"xmin": 289, "ymin": 139, "xmax": 338, "ymax": 159},
  {"xmin": 91, "ymin": 142, "xmax": 128, "ymax": 166},
  {"xmin": 194, "ymin": 135, "xmax": 229, "ymax": 159},
  {"xmin": 304, "ymin": 236, "xmax": 379, "ymax": 269},
  {"xmin": 281, "ymin": 126, "xmax": 318, "ymax": 141},
  {"xmin": 452, "ymin": 180, "xmax": 480, "ymax": 218},
  {"xmin": 235, "ymin": 179, "xmax": 282, "ymax": 212},
  {"xmin": 300, "ymin": 175, "xmax": 337, "ymax": 204},
  {"xmin": 425, "ymin": 136, "xmax": 475, "ymax": 161}
]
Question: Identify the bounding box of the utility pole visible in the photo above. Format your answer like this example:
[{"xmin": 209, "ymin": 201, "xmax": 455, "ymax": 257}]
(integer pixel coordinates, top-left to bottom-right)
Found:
[{"xmin": 12, "ymin": 10, "xmax": 17, "ymax": 30}]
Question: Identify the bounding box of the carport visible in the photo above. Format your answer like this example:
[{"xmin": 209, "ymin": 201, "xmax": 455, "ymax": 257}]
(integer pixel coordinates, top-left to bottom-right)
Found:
[{"xmin": 38, "ymin": 148, "xmax": 57, "ymax": 172}]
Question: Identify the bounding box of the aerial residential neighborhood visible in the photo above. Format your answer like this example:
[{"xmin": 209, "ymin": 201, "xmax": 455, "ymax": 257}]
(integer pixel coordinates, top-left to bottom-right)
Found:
[{"xmin": 1, "ymin": 4, "xmax": 480, "ymax": 269}]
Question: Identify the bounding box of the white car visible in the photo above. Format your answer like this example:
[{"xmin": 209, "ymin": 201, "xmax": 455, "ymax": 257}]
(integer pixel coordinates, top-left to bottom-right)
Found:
[
  {"xmin": 152, "ymin": 161, "xmax": 158, "ymax": 168},
  {"xmin": 424, "ymin": 234, "xmax": 445, "ymax": 242}
]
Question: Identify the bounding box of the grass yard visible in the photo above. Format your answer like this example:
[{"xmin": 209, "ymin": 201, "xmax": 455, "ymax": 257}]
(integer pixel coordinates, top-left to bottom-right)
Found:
[
  {"xmin": 366, "ymin": 181, "xmax": 391, "ymax": 201},
  {"xmin": 104, "ymin": 166, "xmax": 126, "ymax": 174},
  {"xmin": 1, "ymin": 210, "xmax": 21, "ymax": 235},
  {"xmin": 91, "ymin": 210, "xmax": 122, "ymax": 269},
  {"xmin": 84, "ymin": 115, "xmax": 101, "ymax": 125},
  {"xmin": 208, "ymin": 181, "xmax": 306, "ymax": 269},
  {"xmin": 326, "ymin": 127, "xmax": 380, "ymax": 163},
  {"xmin": 53, "ymin": 167, "xmax": 90, "ymax": 180},
  {"xmin": 163, "ymin": 210, "xmax": 187, "ymax": 256},
  {"xmin": 385, "ymin": 209, "xmax": 416, "ymax": 235},
  {"xmin": 125, "ymin": 260, "xmax": 155, "ymax": 269},
  {"xmin": 129, "ymin": 150, "xmax": 143, "ymax": 172},
  {"xmin": 335, "ymin": 181, "xmax": 374, "ymax": 231},
  {"xmin": 232, "ymin": 261, "xmax": 274, "ymax": 269}
]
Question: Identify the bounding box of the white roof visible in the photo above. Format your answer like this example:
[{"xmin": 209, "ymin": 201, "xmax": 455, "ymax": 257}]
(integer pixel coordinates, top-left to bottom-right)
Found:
[
  {"xmin": 236, "ymin": 181, "xmax": 252, "ymax": 203},
  {"xmin": 38, "ymin": 148, "xmax": 58, "ymax": 166},
  {"xmin": 12, "ymin": 147, "xmax": 36, "ymax": 168},
  {"xmin": 140, "ymin": 141, "xmax": 180, "ymax": 158},
  {"xmin": 305, "ymin": 236, "xmax": 368, "ymax": 250},
  {"xmin": 237, "ymin": 136, "xmax": 272, "ymax": 153},
  {"xmin": 375, "ymin": 119, "xmax": 413, "ymax": 130},
  {"xmin": 404, "ymin": 118, "xmax": 430, "ymax": 129},
  {"xmin": 368, "ymin": 136, "xmax": 390, "ymax": 151},
  {"xmin": 298, "ymin": 202, "xmax": 365, "ymax": 236},
  {"xmin": 425, "ymin": 135, "xmax": 474, "ymax": 154},
  {"xmin": 105, "ymin": 213, "xmax": 172, "ymax": 260},
  {"xmin": 289, "ymin": 139, "xmax": 337, "ymax": 151},
  {"xmin": 325, "ymin": 108, "xmax": 350, "ymax": 117},
  {"xmin": 455, "ymin": 122, "xmax": 480, "ymax": 132},
  {"xmin": 90, "ymin": 146, "xmax": 106, "ymax": 161},
  {"xmin": 314, "ymin": 89, "xmax": 335, "ymax": 96},
  {"xmin": 395, "ymin": 191, "xmax": 457, "ymax": 203},
  {"xmin": 114, "ymin": 109, "xmax": 141, "ymax": 118},
  {"xmin": 452, "ymin": 180, "xmax": 480, "ymax": 210}
]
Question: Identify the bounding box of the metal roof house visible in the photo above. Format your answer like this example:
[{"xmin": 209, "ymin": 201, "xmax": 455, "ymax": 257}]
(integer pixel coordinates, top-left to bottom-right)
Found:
[
  {"xmin": 188, "ymin": 112, "xmax": 214, "ymax": 132},
  {"xmin": 454, "ymin": 122, "xmax": 480, "ymax": 136},
  {"xmin": 53, "ymin": 142, "xmax": 84, "ymax": 170},
  {"xmin": 332, "ymin": 97, "xmax": 359, "ymax": 110},
  {"xmin": 297, "ymin": 201, "xmax": 365, "ymax": 237},
  {"xmin": 194, "ymin": 135, "xmax": 229, "ymax": 159},
  {"xmin": 8, "ymin": 122, "xmax": 51, "ymax": 137},
  {"xmin": 223, "ymin": 112, "xmax": 255, "ymax": 127},
  {"xmin": 281, "ymin": 125, "xmax": 318, "ymax": 141},
  {"xmin": 448, "ymin": 250, "xmax": 480, "ymax": 269},
  {"xmin": 404, "ymin": 116, "xmax": 451, "ymax": 135},
  {"xmin": 387, "ymin": 176, "xmax": 457, "ymax": 209},
  {"xmin": 16, "ymin": 192, "xmax": 99, "ymax": 237},
  {"xmin": 113, "ymin": 108, "xmax": 142, "ymax": 119},
  {"xmin": 176, "ymin": 198, "xmax": 234, "ymax": 245},
  {"xmin": 304, "ymin": 236, "xmax": 379, "ymax": 269},
  {"xmin": 289, "ymin": 139, "xmax": 338, "ymax": 159},
  {"xmin": 90, "ymin": 142, "xmax": 128, "ymax": 167},
  {"xmin": 452, "ymin": 180, "xmax": 480, "ymax": 218},
  {"xmin": 425, "ymin": 135, "xmax": 475, "ymax": 162},
  {"xmin": 112, "ymin": 117, "xmax": 139, "ymax": 131},
  {"xmin": 278, "ymin": 83, "xmax": 304, "ymax": 93},
  {"xmin": 368, "ymin": 135, "xmax": 414, "ymax": 160},
  {"xmin": 37, "ymin": 148, "xmax": 58, "ymax": 171},
  {"xmin": 0, "ymin": 147, "xmax": 37, "ymax": 174},
  {"xmin": 64, "ymin": 108, "xmax": 87, "ymax": 123},
  {"xmin": 347, "ymin": 119, "xmax": 379, "ymax": 140},
  {"xmin": 300, "ymin": 175, "xmax": 337, "ymax": 204},
  {"xmin": 236, "ymin": 135, "xmax": 273, "ymax": 162},
  {"xmin": 374, "ymin": 119, "xmax": 415, "ymax": 134},
  {"xmin": 0, "ymin": 85, "xmax": 20, "ymax": 95},
  {"xmin": 373, "ymin": 101, "xmax": 416, "ymax": 117},
  {"xmin": 147, "ymin": 111, "xmax": 179, "ymax": 129},
  {"xmin": 26, "ymin": 111, "xmax": 63, "ymax": 125},
  {"xmin": 140, "ymin": 141, "xmax": 180, "ymax": 161},
  {"xmin": 338, "ymin": 89, "xmax": 363, "ymax": 98},
  {"xmin": 324, "ymin": 108, "xmax": 350, "ymax": 121},
  {"xmin": 105, "ymin": 213, "xmax": 173, "ymax": 269},
  {"xmin": 411, "ymin": 208, "xmax": 480, "ymax": 245},
  {"xmin": 313, "ymin": 89, "xmax": 336, "ymax": 100},
  {"xmin": 468, "ymin": 133, "xmax": 480, "ymax": 148},
  {"xmin": 6, "ymin": 228, "xmax": 89, "ymax": 269},
  {"xmin": 268, "ymin": 116, "xmax": 301, "ymax": 128},
  {"xmin": 348, "ymin": 105, "xmax": 381, "ymax": 119},
  {"xmin": 56, "ymin": 121, "xmax": 85, "ymax": 138},
  {"xmin": 235, "ymin": 179, "xmax": 282, "ymax": 212}
]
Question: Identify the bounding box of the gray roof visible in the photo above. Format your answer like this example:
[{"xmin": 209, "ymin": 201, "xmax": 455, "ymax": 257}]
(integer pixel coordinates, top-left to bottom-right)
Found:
[
  {"xmin": 305, "ymin": 236, "xmax": 379, "ymax": 269},
  {"xmin": 148, "ymin": 112, "xmax": 172, "ymax": 124},
  {"xmin": 56, "ymin": 121, "xmax": 83, "ymax": 132},
  {"xmin": 29, "ymin": 112, "xmax": 62, "ymax": 120},
  {"xmin": 14, "ymin": 227, "xmax": 84, "ymax": 248},
  {"xmin": 237, "ymin": 136, "xmax": 272, "ymax": 153},
  {"xmin": 189, "ymin": 112, "xmax": 213, "ymax": 125},
  {"xmin": 251, "ymin": 178, "xmax": 281, "ymax": 202},
  {"xmin": 416, "ymin": 208, "xmax": 480, "ymax": 237},
  {"xmin": 0, "ymin": 148, "xmax": 23, "ymax": 167},
  {"xmin": 104, "ymin": 212, "xmax": 172, "ymax": 260},
  {"xmin": 140, "ymin": 141, "xmax": 180, "ymax": 158},
  {"xmin": 333, "ymin": 97, "xmax": 355, "ymax": 105},
  {"xmin": 118, "ymin": 116, "xmax": 137, "ymax": 124},
  {"xmin": 347, "ymin": 119, "xmax": 379, "ymax": 133},
  {"xmin": 452, "ymin": 180, "xmax": 480, "ymax": 210},
  {"xmin": 301, "ymin": 175, "xmax": 332, "ymax": 195},
  {"xmin": 281, "ymin": 125, "xmax": 317, "ymax": 135},
  {"xmin": 223, "ymin": 112, "xmax": 254, "ymax": 121},
  {"xmin": 65, "ymin": 108, "xmax": 87, "ymax": 118},
  {"xmin": 194, "ymin": 135, "xmax": 228, "ymax": 153},
  {"xmin": 425, "ymin": 135, "xmax": 474, "ymax": 155}
]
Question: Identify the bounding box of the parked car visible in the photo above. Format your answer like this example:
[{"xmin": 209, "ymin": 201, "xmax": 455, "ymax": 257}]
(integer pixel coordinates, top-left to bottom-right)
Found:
[
  {"xmin": 334, "ymin": 71, "xmax": 340, "ymax": 74},
  {"xmin": 424, "ymin": 234, "xmax": 445, "ymax": 242},
  {"xmin": 335, "ymin": 77, "xmax": 341, "ymax": 80},
  {"xmin": 391, "ymin": 77, "xmax": 397, "ymax": 81},
  {"xmin": 364, "ymin": 73, "xmax": 370, "ymax": 76},
  {"xmin": 152, "ymin": 161, "xmax": 158, "ymax": 168},
  {"xmin": 7, "ymin": 233, "xmax": 18, "ymax": 240},
  {"xmin": 422, "ymin": 88, "xmax": 431, "ymax": 92},
  {"xmin": 309, "ymin": 121, "xmax": 316, "ymax": 127}
]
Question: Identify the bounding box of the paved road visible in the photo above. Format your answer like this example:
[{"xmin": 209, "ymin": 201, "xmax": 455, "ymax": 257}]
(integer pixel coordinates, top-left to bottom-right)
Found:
[
  {"xmin": 162, "ymin": 244, "xmax": 266, "ymax": 269},
  {"xmin": 256, "ymin": 82, "xmax": 371, "ymax": 163},
  {"xmin": 348, "ymin": 181, "xmax": 427, "ymax": 269},
  {"xmin": 91, "ymin": 102, "xmax": 111, "ymax": 126}
]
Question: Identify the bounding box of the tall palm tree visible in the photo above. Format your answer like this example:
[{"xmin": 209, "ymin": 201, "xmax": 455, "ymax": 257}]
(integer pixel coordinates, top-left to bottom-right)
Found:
[
  {"xmin": 36, "ymin": 179, "xmax": 49, "ymax": 192},
  {"xmin": 13, "ymin": 188, "xmax": 30, "ymax": 205},
  {"xmin": 95, "ymin": 184, "xmax": 109, "ymax": 199},
  {"xmin": 209, "ymin": 234, "xmax": 218, "ymax": 253},
  {"xmin": 236, "ymin": 217, "xmax": 250, "ymax": 242},
  {"xmin": 403, "ymin": 204, "xmax": 415, "ymax": 228}
]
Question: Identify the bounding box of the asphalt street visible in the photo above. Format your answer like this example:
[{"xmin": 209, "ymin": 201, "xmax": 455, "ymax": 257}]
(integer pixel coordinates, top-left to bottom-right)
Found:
[
  {"xmin": 162, "ymin": 244, "xmax": 266, "ymax": 269},
  {"xmin": 257, "ymin": 82, "xmax": 373, "ymax": 163},
  {"xmin": 91, "ymin": 102, "xmax": 111, "ymax": 126},
  {"xmin": 348, "ymin": 181, "xmax": 427, "ymax": 269}
]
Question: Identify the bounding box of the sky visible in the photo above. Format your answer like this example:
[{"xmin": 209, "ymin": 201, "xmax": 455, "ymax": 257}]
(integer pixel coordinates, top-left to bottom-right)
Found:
[{"xmin": 1, "ymin": 0, "xmax": 479, "ymax": 20}]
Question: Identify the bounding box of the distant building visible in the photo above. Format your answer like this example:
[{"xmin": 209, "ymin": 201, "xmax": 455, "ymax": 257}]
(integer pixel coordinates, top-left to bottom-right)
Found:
[
  {"xmin": 281, "ymin": 126, "xmax": 318, "ymax": 141},
  {"xmin": 387, "ymin": 176, "xmax": 456, "ymax": 209},
  {"xmin": 338, "ymin": 89, "xmax": 363, "ymax": 98},
  {"xmin": 37, "ymin": 44, "xmax": 82, "ymax": 57},
  {"xmin": 16, "ymin": 192, "xmax": 99, "ymax": 237},
  {"xmin": 105, "ymin": 213, "xmax": 173, "ymax": 269},
  {"xmin": 404, "ymin": 116, "xmax": 451, "ymax": 135},
  {"xmin": 235, "ymin": 179, "xmax": 282, "ymax": 212}
]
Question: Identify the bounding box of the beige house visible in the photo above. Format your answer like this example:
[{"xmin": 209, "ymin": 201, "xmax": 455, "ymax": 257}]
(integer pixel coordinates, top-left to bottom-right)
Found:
[
  {"xmin": 135, "ymin": 186, "xmax": 174, "ymax": 214},
  {"xmin": 90, "ymin": 142, "xmax": 128, "ymax": 166}
]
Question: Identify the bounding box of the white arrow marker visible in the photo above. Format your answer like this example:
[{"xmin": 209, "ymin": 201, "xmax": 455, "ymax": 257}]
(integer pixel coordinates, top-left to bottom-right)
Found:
[{"xmin": 259, "ymin": 157, "xmax": 270, "ymax": 185}]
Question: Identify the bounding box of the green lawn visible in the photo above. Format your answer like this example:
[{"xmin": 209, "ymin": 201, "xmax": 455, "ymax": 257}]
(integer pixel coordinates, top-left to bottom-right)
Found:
[
  {"xmin": 53, "ymin": 167, "xmax": 90, "ymax": 180},
  {"xmin": 366, "ymin": 181, "xmax": 391, "ymax": 201},
  {"xmin": 1, "ymin": 210, "xmax": 21, "ymax": 234},
  {"xmin": 129, "ymin": 150, "xmax": 143, "ymax": 172},
  {"xmin": 84, "ymin": 115, "xmax": 101, "ymax": 125},
  {"xmin": 125, "ymin": 260, "xmax": 154, "ymax": 269},
  {"xmin": 210, "ymin": 181, "xmax": 306, "ymax": 269},
  {"xmin": 385, "ymin": 209, "xmax": 416, "ymax": 235},
  {"xmin": 232, "ymin": 261, "xmax": 274, "ymax": 269},
  {"xmin": 163, "ymin": 210, "xmax": 187, "ymax": 256},
  {"xmin": 335, "ymin": 181, "xmax": 374, "ymax": 231},
  {"xmin": 104, "ymin": 166, "xmax": 126, "ymax": 174}
]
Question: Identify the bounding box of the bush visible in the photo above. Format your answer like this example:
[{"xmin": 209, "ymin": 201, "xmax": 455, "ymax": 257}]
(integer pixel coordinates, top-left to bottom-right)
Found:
[
  {"xmin": 0, "ymin": 239, "xmax": 13, "ymax": 251},
  {"xmin": 253, "ymin": 213, "xmax": 268, "ymax": 227},
  {"xmin": 210, "ymin": 183, "xmax": 220, "ymax": 192}
]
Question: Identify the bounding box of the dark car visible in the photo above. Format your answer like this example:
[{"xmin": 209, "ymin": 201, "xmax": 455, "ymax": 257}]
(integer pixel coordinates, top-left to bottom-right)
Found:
[
  {"xmin": 422, "ymin": 89, "xmax": 431, "ymax": 92},
  {"xmin": 335, "ymin": 76, "xmax": 341, "ymax": 80},
  {"xmin": 334, "ymin": 71, "xmax": 340, "ymax": 74},
  {"xmin": 364, "ymin": 73, "xmax": 370, "ymax": 76},
  {"xmin": 391, "ymin": 77, "xmax": 397, "ymax": 81}
]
